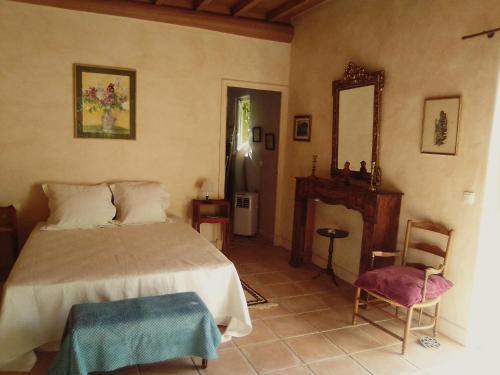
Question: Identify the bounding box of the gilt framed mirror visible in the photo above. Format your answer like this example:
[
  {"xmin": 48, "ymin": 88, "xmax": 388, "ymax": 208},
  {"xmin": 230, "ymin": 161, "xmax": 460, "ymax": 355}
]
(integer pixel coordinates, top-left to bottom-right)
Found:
[{"xmin": 331, "ymin": 62, "xmax": 384, "ymax": 181}]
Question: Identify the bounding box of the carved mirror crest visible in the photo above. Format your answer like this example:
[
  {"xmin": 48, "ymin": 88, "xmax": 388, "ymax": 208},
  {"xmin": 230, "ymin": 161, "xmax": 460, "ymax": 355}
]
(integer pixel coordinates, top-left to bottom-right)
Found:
[{"xmin": 331, "ymin": 62, "xmax": 384, "ymax": 181}]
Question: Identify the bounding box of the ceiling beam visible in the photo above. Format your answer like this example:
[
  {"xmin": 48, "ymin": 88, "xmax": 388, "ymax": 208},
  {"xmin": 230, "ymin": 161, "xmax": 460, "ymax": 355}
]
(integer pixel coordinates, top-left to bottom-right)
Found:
[
  {"xmin": 11, "ymin": 0, "xmax": 293, "ymax": 42},
  {"xmin": 193, "ymin": 0, "xmax": 213, "ymax": 11},
  {"xmin": 267, "ymin": 0, "xmax": 306, "ymax": 22},
  {"xmin": 231, "ymin": 0, "xmax": 263, "ymax": 17}
]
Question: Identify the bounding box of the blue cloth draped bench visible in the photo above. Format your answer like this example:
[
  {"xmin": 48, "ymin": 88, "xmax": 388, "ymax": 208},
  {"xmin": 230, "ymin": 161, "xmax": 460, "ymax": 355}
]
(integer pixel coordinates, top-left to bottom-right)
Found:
[{"xmin": 48, "ymin": 292, "xmax": 221, "ymax": 375}]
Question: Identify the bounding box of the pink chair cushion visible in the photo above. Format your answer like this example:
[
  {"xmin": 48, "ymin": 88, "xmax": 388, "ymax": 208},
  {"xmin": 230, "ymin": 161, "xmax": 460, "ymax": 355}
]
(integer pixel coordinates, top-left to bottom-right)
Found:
[{"xmin": 354, "ymin": 266, "xmax": 453, "ymax": 307}]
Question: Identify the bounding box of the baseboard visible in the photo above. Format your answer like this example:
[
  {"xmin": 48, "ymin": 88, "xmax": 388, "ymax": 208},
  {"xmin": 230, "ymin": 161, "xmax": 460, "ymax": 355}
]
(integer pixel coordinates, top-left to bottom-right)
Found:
[
  {"xmin": 311, "ymin": 253, "xmax": 358, "ymax": 284},
  {"xmin": 274, "ymin": 239, "xmax": 358, "ymax": 284},
  {"xmin": 274, "ymin": 234, "xmax": 291, "ymax": 249},
  {"xmin": 438, "ymin": 316, "xmax": 466, "ymax": 345}
]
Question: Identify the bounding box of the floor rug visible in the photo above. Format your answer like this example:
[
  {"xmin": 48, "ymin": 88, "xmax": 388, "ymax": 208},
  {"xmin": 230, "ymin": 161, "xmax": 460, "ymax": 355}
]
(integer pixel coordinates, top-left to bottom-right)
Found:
[{"xmin": 241, "ymin": 280, "xmax": 277, "ymax": 309}]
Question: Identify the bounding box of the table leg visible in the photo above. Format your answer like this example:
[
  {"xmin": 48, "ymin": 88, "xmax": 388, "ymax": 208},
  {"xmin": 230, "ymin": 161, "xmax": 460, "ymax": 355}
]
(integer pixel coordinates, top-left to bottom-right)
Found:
[
  {"xmin": 314, "ymin": 237, "xmax": 337, "ymax": 286},
  {"xmin": 222, "ymin": 224, "xmax": 227, "ymax": 252},
  {"xmin": 327, "ymin": 238, "xmax": 338, "ymax": 286},
  {"xmin": 326, "ymin": 238, "xmax": 334, "ymax": 274},
  {"xmin": 328, "ymin": 238, "xmax": 339, "ymax": 286},
  {"xmin": 225, "ymin": 223, "xmax": 230, "ymax": 252},
  {"xmin": 202, "ymin": 359, "xmax": 208, "ymax": 369},
  {"xmin": 331, "ymin": 271, "xmax": 338, "ymax": 286},
  {"xmin": 11, "ymin": 233, "xmax": 19, "ymax": 261}
]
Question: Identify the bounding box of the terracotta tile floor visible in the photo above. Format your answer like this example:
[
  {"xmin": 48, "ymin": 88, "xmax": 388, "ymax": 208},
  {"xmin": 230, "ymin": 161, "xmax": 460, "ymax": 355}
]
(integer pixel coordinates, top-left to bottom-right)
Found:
[{"xmin": 0, "ymin": 237, "xmax": 474, "ymax": 374}]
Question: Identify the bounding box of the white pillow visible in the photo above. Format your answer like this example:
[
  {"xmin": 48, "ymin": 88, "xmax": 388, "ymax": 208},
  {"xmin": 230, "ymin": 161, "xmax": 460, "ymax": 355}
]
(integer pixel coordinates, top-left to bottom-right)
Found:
[
  {"xmin": 42, "ymin": 183, "xmax": 116, "ymax": 230},
  {"xmin": 110, "ymin": 181, "xmax": 170, "ymax": 224}
]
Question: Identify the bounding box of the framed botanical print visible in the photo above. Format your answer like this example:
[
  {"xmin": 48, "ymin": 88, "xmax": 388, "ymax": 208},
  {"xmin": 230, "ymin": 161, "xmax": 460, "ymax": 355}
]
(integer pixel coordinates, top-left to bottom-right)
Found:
[
  {"xmin": 294, "ymin": 115, "xmax": 311, "ymax": 141},
  {"xmin": 265, "ymin": 133, "xmax": 275, "ymax": 150},
  {"xmin": 74, "ymin": 64, "xmax": 136, "ymax": 139},
  {"xmin": 252, "ymin": 126, "xmax": 262, "ymax": 142},
  {"xmin": 421, "ymin": 96, "xmax": 461, "ymax": 155}
]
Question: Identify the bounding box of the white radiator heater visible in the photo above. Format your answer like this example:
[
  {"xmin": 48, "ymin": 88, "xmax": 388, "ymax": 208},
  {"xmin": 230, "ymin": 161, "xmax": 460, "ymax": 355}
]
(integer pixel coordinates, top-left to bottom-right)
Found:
[{"xmin": 233, "ymin": 192, "xmax": 258, "ymax": 236}]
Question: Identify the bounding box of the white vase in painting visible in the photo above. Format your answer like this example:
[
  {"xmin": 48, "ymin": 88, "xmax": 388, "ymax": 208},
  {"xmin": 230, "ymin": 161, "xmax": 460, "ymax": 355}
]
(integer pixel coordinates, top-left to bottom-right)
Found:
[{"xmin": 101, "ymin": 109, "xmax": 116, "ymax": 133}]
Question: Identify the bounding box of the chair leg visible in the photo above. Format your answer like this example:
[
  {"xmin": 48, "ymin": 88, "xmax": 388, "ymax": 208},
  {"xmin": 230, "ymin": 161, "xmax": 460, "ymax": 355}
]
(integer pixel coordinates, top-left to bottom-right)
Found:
[
  {"xmin": 201, "ymin": 359, "xmax": 208, "ymax": 369},
  {"xmin": 418, "ymin": 307, "xmax": 423, "ymax": 326},
  {"xmin": 433, "ymin": 302, "xmax": 441, "ymax": 337},
  {"xmin": 395, "ymin": 306, "xmax": 399, "ymax": 319},
  {"xmin": 352, "ymin": 288, "xmax": 361, "ymax": 325},
  {"xmin": 402, "ymin": 307, "xmax": 414, "ymax": 355}
]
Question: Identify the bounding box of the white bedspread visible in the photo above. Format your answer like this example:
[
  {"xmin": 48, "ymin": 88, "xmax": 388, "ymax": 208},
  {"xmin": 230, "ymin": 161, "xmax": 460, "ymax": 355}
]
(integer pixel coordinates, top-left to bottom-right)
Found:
[{"xmin": 0, "ymin": 219, "xmax": 251, "ymax": 371}]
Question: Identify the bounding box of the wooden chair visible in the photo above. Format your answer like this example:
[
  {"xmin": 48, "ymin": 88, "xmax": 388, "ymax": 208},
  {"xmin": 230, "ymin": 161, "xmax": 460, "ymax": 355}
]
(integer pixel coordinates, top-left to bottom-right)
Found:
[{"xmin": 352, "ymin": 220, "xmax": 454, "ymax": 354}]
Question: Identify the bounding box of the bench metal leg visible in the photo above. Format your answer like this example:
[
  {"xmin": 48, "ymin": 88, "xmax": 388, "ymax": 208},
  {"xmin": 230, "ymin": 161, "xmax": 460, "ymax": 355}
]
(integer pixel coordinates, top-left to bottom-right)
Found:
[{"xmin": 202, "ymin": 359, "xmax": 208, "ymax": 369}]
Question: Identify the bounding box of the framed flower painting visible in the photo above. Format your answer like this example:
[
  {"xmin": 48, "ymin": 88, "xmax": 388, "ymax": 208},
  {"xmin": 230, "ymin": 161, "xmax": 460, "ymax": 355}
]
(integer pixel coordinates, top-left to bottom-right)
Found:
[{"xmin": 74, "ymin": 64, "xmax": 136, "ymax": 139}]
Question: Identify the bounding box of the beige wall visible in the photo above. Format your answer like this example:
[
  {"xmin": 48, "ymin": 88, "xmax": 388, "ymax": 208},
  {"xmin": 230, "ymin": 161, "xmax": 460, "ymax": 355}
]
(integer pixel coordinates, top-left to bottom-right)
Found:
[
  {"xmin": 0, "ymin": 1, "xmax": 290, "ymax": 243},
  {"xmin": 278, "ymin": 0, "xmax": 500, "ymax": 343},
  {"xmin": 469, "ymin": 71, "xmax": 500, "ymax": 346}
]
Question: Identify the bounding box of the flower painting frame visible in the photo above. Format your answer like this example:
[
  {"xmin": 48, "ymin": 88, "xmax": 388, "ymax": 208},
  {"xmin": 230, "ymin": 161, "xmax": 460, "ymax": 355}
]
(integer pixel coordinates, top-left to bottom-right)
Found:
[
  {"xmin": 74, "ymin": 64, "xmax": 136, "ymax": 140},
  {"xmin": 421, "ymin": 96, "xmax": 461, "ymax": 155}
]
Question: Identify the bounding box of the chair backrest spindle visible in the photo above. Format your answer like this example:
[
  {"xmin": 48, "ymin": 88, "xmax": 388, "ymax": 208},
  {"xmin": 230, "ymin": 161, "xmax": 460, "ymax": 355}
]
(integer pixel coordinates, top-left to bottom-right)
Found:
[{"xmin": 402, "ymin": 220, "xmax": 453, "ymax": 275}]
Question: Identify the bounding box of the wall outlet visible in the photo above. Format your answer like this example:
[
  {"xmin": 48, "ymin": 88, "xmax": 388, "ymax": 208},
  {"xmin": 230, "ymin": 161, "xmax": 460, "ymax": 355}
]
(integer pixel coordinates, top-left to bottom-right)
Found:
[{"xmin": 463, "ymin": 191, "xmax": 475, "ymax": 205}]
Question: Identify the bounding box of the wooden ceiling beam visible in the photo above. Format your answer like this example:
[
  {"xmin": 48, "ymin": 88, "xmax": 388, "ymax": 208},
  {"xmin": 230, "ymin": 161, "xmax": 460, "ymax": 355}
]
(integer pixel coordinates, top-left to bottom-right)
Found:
[
  {"xmin": 231, "ymin": 0, "xmax": 263, "ymax": 17},
  {"xmin": 267, "ymin": 0, "xmax": 306, "ymax": 22},
  {"xmin": 193, "ymin": 0, "xmax": 213, "ymax": 11},
  {"xmin": 11, "ymin": 0, "xmax": 293, "ymax": 42}
]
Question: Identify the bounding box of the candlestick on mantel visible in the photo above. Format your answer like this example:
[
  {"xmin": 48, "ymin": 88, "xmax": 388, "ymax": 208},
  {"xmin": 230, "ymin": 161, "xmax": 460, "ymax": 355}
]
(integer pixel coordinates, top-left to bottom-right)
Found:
[
  {"xmin": 311, "ymin": 155, "xmax": 318, "ymax": 177},
  {"xmin": 369, "ymin": 161, "xmax": 377, "ymax": 191}
]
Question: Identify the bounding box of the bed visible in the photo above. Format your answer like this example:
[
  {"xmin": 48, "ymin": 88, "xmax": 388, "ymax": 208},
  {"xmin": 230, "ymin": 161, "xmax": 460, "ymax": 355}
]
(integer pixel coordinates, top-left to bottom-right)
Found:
[{"xmin": 0, "ymin": 218, "xmax": 251, "ymax": 371}]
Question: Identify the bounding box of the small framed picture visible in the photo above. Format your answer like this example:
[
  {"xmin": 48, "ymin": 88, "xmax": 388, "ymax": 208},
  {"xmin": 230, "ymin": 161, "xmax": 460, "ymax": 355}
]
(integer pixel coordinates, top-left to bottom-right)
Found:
[
  {"xmin": 265, "ymin": 133, "xmax": 275, "ymax": 150},
  {"xmin": 74, "ymin": 64, "xmax": 136, "ymax": 140},
  {"xmin": 421, "ymin": 96, "xmax": 461, "ymax": 155},
  {"xmin": 294, "ymin": 115, "xmax": 311, "ymax": 141},
  {"xmin": 252, "ymin": 127, "xmax": 262, "ymax": 142}
]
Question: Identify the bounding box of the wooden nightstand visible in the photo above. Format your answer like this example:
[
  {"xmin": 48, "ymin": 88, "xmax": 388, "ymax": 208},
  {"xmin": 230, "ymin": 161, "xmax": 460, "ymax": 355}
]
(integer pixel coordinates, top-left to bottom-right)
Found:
[
  {"xmin": 0, "ymin": 205, "xmax": 18, "ymax": 280},
  {"xmin": 192, "ymin": 199, "xmax": 230, "ymax": 252}
]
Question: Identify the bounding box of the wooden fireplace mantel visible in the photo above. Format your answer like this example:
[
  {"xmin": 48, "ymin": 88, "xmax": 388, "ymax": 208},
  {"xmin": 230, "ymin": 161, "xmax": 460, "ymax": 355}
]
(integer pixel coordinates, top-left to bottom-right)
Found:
[{"xmin": 290, "ymin": 176, "xmax": 403, "ymax": 275}]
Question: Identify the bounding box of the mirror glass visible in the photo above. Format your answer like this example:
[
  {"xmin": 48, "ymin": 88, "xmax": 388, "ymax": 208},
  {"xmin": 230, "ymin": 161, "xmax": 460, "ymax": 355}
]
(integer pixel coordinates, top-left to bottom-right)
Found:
[
  {"xmin": 331, "ymin": 62, "xmax": 384, "ymax": 180},
  {"xmin": 338, "ymin": 85, "xmax": 374, "ymax": 172}
]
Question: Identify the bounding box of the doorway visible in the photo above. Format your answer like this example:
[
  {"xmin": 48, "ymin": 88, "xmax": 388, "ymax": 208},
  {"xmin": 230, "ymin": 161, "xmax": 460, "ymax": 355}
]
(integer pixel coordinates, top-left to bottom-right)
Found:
[{"xmin": 224, "ymin": 87, "xmax": 282, "ymax": 243}]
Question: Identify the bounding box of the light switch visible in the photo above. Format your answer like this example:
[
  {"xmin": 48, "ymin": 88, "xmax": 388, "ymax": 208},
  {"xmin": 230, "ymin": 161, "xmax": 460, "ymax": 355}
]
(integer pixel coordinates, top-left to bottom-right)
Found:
[{"xmin": 463, "ymin": 191, "xmax": 475, "ymax": 205}]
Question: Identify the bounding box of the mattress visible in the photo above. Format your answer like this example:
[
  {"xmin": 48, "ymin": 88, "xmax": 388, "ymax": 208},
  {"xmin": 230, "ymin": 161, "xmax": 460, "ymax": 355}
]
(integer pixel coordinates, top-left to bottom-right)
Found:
[{"xmin": 0, "ymin": 218, "xmax": 251, "ymax": 371}]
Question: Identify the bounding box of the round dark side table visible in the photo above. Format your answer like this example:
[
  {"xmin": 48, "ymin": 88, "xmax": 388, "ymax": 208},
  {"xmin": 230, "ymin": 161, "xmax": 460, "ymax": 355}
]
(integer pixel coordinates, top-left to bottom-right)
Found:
[{"xmin": 314, "ymin": 228, "xmax": 349, "ymax": 286}]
